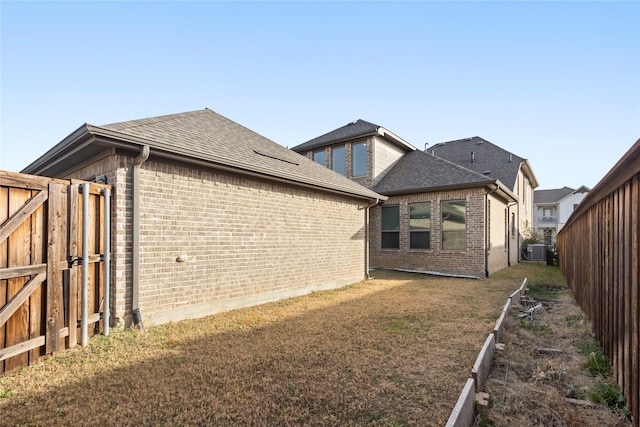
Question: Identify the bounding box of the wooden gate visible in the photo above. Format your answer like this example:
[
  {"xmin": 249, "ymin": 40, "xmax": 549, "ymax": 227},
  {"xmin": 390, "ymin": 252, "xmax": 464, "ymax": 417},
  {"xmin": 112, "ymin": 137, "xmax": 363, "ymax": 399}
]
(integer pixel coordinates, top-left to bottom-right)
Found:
[{"xmin": 0, "ymin": 170, "xmax": 111, "ymax": 375}]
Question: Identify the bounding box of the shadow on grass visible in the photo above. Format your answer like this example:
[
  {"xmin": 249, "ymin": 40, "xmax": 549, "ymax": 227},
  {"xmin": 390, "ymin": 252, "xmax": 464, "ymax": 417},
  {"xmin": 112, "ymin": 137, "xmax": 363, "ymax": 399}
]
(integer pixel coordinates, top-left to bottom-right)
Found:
[{"xmin": 0, "ymin": 269, "xmax": 527, "ymax": 426}]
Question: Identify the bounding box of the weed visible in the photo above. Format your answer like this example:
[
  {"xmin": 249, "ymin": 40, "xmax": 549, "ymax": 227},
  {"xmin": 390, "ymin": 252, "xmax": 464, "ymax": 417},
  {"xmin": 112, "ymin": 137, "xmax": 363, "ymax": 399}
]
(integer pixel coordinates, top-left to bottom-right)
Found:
[
  {"xmin": 565, "ymin": 313, "xmax": 584, "ymax": 328},
  {"xmin": 577, "ymin": 337, "xmax": 602, "ymax": 356},
  {"xmin": 591, "ymin": 380, "xmax": 631, "ymax": 418},
  {"xmin": 586, "ymin": 353, "xmax": 611, "ymax": 377},
  {"xmin": 566, "ymin": 383, "xmax": 587, "ymax": 400},
  {"xmin": 0, "ymin": 387, "xmax": 12, "ymax": 399}
]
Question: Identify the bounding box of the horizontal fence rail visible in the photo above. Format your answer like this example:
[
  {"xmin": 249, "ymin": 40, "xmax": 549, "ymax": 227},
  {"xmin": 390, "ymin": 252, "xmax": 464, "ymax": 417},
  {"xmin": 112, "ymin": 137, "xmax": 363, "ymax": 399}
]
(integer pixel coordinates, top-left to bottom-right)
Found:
[{"xmin": 558, "ymin": 138, "xmax": 640, "ymax": 427}]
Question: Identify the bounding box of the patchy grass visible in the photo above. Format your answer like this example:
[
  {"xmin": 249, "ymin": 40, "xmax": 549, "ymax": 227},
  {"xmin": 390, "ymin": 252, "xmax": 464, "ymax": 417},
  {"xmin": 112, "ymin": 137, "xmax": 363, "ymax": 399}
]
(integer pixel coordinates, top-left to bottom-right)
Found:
[
  {"xmin": 475, "ymin": 271, "xmax": 632, "ymax": 426},
  {"xmin": 1, "ymin": 264, "xmax": 543, "ymax": 426}
]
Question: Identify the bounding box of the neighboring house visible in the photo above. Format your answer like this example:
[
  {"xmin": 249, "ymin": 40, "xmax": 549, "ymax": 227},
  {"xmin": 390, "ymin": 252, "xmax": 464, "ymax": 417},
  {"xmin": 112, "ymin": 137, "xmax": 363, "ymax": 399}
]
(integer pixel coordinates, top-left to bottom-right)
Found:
[
  {"xmin": 534, "ymin": 185, "xmax": 590, "ymax": 245},
  {"xmin": 22, "ymin": 109, "xmax": 385, "ymax": 327},
  {"xmin": 428, "ymin": 136, "xmax": 539, "ymax": 246},
  {"xmin": 292, "ymin": 123, "xmax": 537, "ymax": 277}
]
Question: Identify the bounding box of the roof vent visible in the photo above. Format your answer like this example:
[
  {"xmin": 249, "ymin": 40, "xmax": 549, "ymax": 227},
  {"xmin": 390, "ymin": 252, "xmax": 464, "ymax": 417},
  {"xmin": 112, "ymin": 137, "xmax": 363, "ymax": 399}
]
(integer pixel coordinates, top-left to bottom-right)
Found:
[
  {"xmin": 348, "ymin": 120, "xmax": 358, "ymax": 125},
  {"xmin": 471, "ymin": 151, "xmax": 475, "ymax": 164},
  {"xmin": 509, "ymin": 153, "xmax": 513, "ymax": 162},
  {"xmin": 483, "ymin": 170, "xmax": 492, "ymax": 175}
]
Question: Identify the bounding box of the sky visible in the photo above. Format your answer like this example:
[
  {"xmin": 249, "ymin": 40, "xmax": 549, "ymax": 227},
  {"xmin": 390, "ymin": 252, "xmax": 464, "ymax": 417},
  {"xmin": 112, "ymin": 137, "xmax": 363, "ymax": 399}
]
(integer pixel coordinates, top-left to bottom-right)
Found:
[{"xmin": 1, "ymin": 1, "xmax": 639, "ymax": 190}]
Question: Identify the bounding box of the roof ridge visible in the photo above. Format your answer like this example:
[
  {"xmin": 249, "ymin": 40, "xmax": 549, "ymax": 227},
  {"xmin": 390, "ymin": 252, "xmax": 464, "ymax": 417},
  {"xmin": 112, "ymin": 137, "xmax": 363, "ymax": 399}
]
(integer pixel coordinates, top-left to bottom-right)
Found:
[
  {"xmin": 102, "ymin": 109, "xmax": 209, "ymax": 130},
  {"xmin": 433, "ymin": 136, "xmax": 525, "ymax": 160},
  {"xmin": 420, "ymin": 150, "xmax": 499, "ymax": 182}
]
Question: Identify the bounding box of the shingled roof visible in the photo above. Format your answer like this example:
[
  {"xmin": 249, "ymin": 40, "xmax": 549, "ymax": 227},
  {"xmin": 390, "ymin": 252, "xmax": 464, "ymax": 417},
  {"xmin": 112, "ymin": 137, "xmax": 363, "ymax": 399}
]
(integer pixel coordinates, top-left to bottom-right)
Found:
[
  {"xmin": 291, "ymin": 119, "xmax": 415, "ymax": 153},
  {"xmin": 22, "ymin": 109, "xmax": 384, "ymax": 201},
  {"xmin": 534, "ymin": 186, "xmax": 577, "ymax": 204},
  {"xmin": 373, "ymin": 150, "xmax": 503, "ymax": 196},
  {"xmin": 429, "ymin": 136, "xmax": 536, "ymax": 190}
]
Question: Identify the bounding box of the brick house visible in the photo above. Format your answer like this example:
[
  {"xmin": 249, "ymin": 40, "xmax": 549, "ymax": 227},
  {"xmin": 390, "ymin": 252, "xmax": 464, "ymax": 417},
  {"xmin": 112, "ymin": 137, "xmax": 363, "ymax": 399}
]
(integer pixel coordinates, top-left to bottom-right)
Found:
[
  {"xmin": 22, "ymin": 109, "xmax": 385, "ymax": 326},
  {"xmin": 292, "ymin": 122, "xmax": 538, "ymax": 277}
]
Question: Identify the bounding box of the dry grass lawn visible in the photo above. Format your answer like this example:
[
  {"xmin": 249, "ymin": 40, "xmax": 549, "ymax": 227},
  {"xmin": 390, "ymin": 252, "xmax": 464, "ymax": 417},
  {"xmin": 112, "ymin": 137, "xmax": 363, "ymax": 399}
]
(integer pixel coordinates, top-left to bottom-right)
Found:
[{"xmin": 1, "ymin": 268, "xmax": 524, "ymax": 426}]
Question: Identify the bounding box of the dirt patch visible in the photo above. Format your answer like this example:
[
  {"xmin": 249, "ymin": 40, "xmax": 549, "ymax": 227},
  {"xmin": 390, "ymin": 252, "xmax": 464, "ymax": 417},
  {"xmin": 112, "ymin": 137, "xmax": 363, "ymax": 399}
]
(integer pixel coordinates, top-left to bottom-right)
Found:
[{"xmin": 475, "ymin": 286, "xmax": 632, "ymax": 426}]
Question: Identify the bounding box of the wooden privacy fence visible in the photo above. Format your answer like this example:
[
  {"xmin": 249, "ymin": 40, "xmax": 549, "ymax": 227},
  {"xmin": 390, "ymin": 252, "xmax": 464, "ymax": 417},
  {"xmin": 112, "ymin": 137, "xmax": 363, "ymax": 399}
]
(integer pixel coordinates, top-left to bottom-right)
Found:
[
  {"xmin": 0, "ymin": 170, "xmax": 111, "ymax": 375},
  {"xmin": 558, "ymin": 138, "xmax": 640, "ymax": 427}
]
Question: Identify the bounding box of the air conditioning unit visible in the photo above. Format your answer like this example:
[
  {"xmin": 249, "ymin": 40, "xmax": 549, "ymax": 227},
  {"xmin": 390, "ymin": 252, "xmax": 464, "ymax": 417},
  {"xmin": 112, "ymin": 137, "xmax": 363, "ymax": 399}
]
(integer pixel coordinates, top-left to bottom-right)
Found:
[{"xmin": 527, "ymin": 244, "xmax": 547, "ymax": 261}]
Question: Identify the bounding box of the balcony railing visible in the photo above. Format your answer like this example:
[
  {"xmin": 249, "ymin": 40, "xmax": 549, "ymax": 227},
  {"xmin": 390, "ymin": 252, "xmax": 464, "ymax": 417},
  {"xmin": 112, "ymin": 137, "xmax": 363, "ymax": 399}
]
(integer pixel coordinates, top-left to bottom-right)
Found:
[{"xmin": 538, "ymin": 216, "xmax": 557, "ymax": 223}]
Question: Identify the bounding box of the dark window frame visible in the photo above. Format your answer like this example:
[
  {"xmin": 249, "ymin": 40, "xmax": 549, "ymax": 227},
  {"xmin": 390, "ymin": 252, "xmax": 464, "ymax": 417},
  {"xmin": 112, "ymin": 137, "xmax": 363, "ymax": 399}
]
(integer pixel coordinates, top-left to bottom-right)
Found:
[
  {"xmin": 381, "ymin": 205, "xmax": 400, "ymax": 249},
  {"xmin": 332, "ymin": 145, "xmax": 346, "ymax": 176},
  {"xmin": 409, "ymin": 202, "xmax": 431, "ymax": 250},
  {"xmin": 313, "ymin": 149, "xmax": 326, "ymax": 167},
  {"xmin": 441, "ymin": 200, "xmax": 466, "ymax": 250},
  {"xmin": 352, "ymin": 141, "xmax": 367, "ymax": 177}
]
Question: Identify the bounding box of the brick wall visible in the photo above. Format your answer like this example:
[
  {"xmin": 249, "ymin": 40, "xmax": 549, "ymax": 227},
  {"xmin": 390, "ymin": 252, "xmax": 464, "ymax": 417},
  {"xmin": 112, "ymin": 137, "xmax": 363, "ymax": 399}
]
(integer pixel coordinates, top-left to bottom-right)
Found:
[
  {"xmin": 370, "ymin": 187, "xmax": 504, "ymax": 277},
  {"xmin": 65, "ymin": 153, "xmax": 369, "ymax": 326},
  {"xmin": 136, "ymin": 157, "xmax": 367, "ymax": 324}
]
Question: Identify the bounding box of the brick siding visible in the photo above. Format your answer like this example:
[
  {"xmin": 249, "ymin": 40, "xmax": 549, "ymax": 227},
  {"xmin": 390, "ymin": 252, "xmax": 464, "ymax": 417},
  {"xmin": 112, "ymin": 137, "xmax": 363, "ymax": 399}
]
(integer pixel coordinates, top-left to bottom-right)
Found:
[
  {"xmin": 66, "ymin": 153, "xmax": 368, "ymax": 326},
  {"xmin": 370, "ymin": 187, "xmax": 510, "ymax": 277}
]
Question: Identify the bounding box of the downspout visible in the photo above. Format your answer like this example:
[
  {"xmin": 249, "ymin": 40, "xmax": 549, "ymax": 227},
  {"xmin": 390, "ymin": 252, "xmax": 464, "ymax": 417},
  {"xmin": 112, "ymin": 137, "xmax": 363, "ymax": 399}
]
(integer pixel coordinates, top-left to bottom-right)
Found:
[
  {"xmin": 132, "ymin": 145, "xmax": 150, "ymax": 329},
  {"xmin": 359, "ymin": 199, "xmax": 381, "ymax": 279},
  {"xmin": 102, "ymin": 187, "xmax": 111, "ymax": 335},
  {"xmin": 81, "ymin": 183, "xmax": 90, "ymax": 346},
  {"xmin": 485, "ymin": 184, "xmax": 499, "ymax": 278}
]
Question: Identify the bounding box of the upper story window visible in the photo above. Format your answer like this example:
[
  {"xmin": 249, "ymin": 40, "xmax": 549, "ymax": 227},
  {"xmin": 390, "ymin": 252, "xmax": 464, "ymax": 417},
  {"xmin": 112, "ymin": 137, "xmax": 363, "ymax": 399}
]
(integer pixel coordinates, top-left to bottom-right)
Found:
[
  {"xmin": 313, "ymin": 150, "xmax": 326, "ymax": 166},
  {"xmin": 332, "ymin": 145, "xmax": 346, "ymax": 176},
  {"xmin": 381, "ymin": 205, "xmax": 400, "ymax": 249},
  {"xmin": 352, "ymin": 142, "xmax": 367, "ymax": 177},
  {"xmin": 409, "ymin": 202, "xmax": 430, "ymax": 249},
  {"xmin": 442, "ymin": 200, "xmax": 466, "ymax": 250}
]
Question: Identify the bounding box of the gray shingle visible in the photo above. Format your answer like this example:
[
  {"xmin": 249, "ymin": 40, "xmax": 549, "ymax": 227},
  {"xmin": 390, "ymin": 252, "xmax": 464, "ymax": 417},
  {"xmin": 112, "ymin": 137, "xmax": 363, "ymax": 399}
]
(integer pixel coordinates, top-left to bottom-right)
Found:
[
  {"xmin": 534, "ymin": 187, "xmax": 576, "ymax": 204},
  {"xmin": 97, "ymin": 109, "xmax": 384, "ymax": 200},
  {"xmin": 291, "ymin": 119, "xmax": 381, "ymax": 152},
  {"xmin": 428, "ymin": 136, "xmax": 524, "ymax": 190},
  {"xmin": 373, "ymin": 150, "xmax": 495, "ymax": 195}
]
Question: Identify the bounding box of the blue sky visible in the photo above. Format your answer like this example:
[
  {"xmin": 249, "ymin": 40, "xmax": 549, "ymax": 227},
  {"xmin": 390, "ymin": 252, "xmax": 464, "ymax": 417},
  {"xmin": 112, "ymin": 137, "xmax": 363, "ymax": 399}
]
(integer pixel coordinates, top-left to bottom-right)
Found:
[{"xmin": 1, "ymin": 1, "xmax": 639, "ymax": 190}]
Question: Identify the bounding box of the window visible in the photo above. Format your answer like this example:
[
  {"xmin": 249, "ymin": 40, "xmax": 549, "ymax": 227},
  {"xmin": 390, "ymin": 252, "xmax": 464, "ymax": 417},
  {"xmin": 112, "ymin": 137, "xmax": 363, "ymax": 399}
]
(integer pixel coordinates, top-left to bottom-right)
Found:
[
  {"xmin": 352, "ymin": 142, "xmax": 367, "ymax": 177},
  {"xmin": 409, "ymin": 202, "xmax": 430, "ymax": 249},
  {"xmin": 511, "ymin": 212, "xmax": 516, "ymax": 238},
  {"xmin": 332, "ymin": 145, "xmax": 345, "ymax": 175},
  {"xmin": 313, "ymin": 150, "xmax": 326, "ymax": 166},
  {"xmin": 381, "ymin": 205, "xmax": 400, "ymax": 249},
  {"xmin": 442, "ymin": 200, "xmax": 466, "ymax": 250}
]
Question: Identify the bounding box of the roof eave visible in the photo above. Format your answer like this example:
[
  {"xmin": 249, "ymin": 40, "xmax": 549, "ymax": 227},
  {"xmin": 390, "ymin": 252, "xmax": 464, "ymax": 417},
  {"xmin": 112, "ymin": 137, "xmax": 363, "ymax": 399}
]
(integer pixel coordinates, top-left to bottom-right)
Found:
[
  {"xmin": 378, "ymin": 180, "xmax": 497, "ymax": 197},
  {"xmin": 377, "ymin": 127, "xmax": 417, "ymax": 151},
  {"xmin": 520, "ymin": 159, "xmax": 539, "ymax": 188},
  {"xmin": 21, "ymin": 124, "xmax": 94, "ymax": 175},
  {"xmin": 26, "ymin": 124, "xmax": 385, "ymax": 202}
]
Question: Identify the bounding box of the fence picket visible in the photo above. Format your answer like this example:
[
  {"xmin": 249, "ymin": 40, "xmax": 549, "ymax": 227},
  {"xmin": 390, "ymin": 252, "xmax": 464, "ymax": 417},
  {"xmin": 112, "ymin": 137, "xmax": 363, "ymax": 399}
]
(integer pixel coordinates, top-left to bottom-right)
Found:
[
  {"xmin": 558, "ymin": 138, "xmax": 640, "ymax": 426},
  {"xmin": 0, "ymin": 171, "xmax": 110, "ymax": 373}
]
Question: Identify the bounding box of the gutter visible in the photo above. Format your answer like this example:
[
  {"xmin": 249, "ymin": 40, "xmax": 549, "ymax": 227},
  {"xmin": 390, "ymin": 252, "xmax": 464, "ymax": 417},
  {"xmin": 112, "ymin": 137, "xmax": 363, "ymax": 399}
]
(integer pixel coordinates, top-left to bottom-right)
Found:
[{"xmin": 132, "ymin": 145, "xmax": 150, "ymax": 329}]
